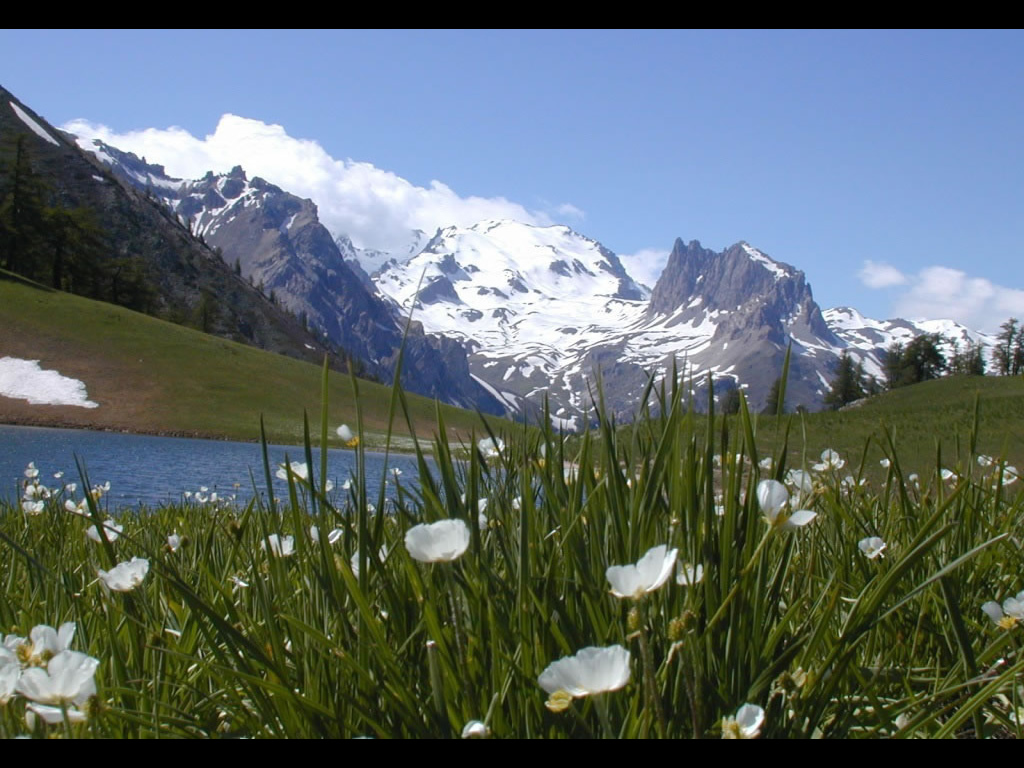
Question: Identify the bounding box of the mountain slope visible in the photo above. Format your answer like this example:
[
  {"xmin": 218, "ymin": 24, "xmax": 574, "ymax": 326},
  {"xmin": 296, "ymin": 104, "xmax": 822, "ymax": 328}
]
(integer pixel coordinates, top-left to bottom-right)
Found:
[
  {"xmin": 1, "ymin": 84, "xmax": 333, "ymax": 369},
  {"xmin": 76, "ymin": 141, "xmax": 503, "ymax": 413},
  {"xmin": 373, "ymin": 228, "xmax": 848, "ymax": 421},
  {"xmin": 0, "ymin": 271, "xmax": 509, "ymax": 444}
]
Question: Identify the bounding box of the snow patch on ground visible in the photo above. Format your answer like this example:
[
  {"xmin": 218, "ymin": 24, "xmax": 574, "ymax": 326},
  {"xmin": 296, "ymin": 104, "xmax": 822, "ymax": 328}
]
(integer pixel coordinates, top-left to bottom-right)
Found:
[
  {"xmin": 9, "ymin": 102, "xmax": 60, "ymax": 146},
  {"xmin": 0, "ymin": 357, "xmax": 98, "ymax": 408}
]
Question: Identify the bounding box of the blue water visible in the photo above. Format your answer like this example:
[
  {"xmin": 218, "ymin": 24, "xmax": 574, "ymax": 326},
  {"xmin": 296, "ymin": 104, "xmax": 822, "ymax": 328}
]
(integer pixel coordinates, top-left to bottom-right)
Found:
[{"xmin": 0, "ymin": 424, "xmax": 426, "ymax": 511}]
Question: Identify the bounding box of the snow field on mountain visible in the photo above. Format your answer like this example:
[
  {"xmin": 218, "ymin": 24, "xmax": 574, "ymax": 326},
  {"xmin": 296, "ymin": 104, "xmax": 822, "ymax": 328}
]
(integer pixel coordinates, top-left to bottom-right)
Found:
[{"xmin": 0, "ymin": 357, "xmax": 98, "ymax": 408}]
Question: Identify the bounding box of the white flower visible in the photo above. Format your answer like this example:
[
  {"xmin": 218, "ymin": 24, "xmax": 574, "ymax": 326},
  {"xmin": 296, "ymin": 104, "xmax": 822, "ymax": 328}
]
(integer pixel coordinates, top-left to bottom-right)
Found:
[
  {"xmin": 276, "ymin": 461, "xmax": 309, "ymax": 481},
  {"xmin": 461, "ymin": 719, "xmax": 489, "ymax": 739},
  {"xmin": 757, "ymin": 479, "xmax": 816, "ymax": 530},
  {"xmin": 26, "ymin": 623, "xmax": 77, "ymax": 664},
  {"xmin": 349, "ymin": 546, "xmax": 388, "ymax": 578},
  {"xmin": 478, "ymin": 436, "xmax": 504, "ymax": 459},
  {"xmin": 940, "ymin": 468, "xmax": 958, "ymax": 483},
  {"xmin": 538, "ymin": 645, "xmax": 631, "ymax": 697},
  {"xmin": 676, "ymin": 562, "xmax": 704, "ymax": 586},
  {"xmin": 879, "ymin": 458, "xmax": 891, "ymax": 469},
  {"xmin": 167, "ymin": 533, "xmax": 182, "ymax": 552},
  {"xmin": 26, "ymin": 702, "xmax": 89, "ymax": 726},
  {"xmin": 977, "ymin": 454, "xmax": 994, "ymax": 468},
  {"xmin": 16, "ymin": 649, "xmax": 98, "ymax": 709},
  {"xmin": 721, "ymin": 703, "xmax": 765, "ymax": 739},
  {"xmin": 982, "ymin": 591, "xmax": 1024, "ymax": 630},
  {"xmin": 229, "ymin": 576, "xmax": 249, "ymax": 590},
  {"xmin": 812, "ymin": 449, "xmax": 845, "ymax": 472},
  {"xmin": 404, "ymin": 519, "xmax": 470, "ymax": 563},
  {"xmin": 98, "ymin": 557, "xmax": 149, "ymax": 592},
  {"xmin": 758, "ymin": 457, "xmax": 774, "ymax": 471},
  {"xmin": 0, "ymin": 649, "xmax": 19, "ymax": 703},
  {"xmin": 995, "ymin": 464, "xmax": 1020, "ymax": 487},
  {"xmin": 336, "ymin": 424, "xmax": 354, "ymax": 442},
  {"xmin": 606, "ymin": 545, "xmax": 678, "ymax": 599},
  {"xmin": 262, "ymin": 534, "xmax": 295, "ymax": 557},
  {"xmin": 784, "ymin": 469, "xmax": 814, "ymax": 496},
  {"xmin": 21, "ymin": 500, "xmax": 45, "ymax": 514},
  {"xmin": 310, "ymin": 526, "xmax": 343, "ymax": 545},
  {"xmin": 64, "ymin": 498, "xmax": 89, "ymax": 516},
  {"xmin": 86, "ymin": 521, "xmax": 123, "ymax": 543},
  {"xmin": 24, "ymin": 462, "xmax": 39, "ymax": 479},
  {"xmin": 477, "ymin": 498, "xmax": 489, "ymax": 530},
  {"xmin": 858, "ymin": 536, "xmax": 886, "ymax": 559}
]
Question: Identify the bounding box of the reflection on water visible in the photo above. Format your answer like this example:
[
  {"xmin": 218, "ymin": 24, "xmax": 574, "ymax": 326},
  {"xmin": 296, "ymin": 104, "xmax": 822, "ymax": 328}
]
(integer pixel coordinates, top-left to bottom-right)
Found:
[{"xmin": 0, "ymin": 424, "xmax": 426, "ymax": 511}]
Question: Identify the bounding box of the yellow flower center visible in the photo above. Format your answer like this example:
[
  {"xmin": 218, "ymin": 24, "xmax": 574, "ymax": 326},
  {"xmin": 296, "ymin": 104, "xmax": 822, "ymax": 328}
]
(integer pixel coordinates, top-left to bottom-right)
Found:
[
  {"xmin": 545, "ymin": 689, "xmax": 573, "ymax": 713},
  {"xmin": 997, "ymin": 616, "xmax": 1018, "ymax": 631},
  {"xmin": 721, "ymin": 716, "xmax": 743, "ymax": 739}
]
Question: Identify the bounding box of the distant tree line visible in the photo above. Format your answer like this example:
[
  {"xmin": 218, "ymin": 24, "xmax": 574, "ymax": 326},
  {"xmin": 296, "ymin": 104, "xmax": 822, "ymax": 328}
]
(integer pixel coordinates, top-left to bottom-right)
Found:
[
  {"xmin": 0, "ymin": 132, "xmax": 156, "ymax": 313},
  {"xmin": 823, "ymin": 317, "xmax": 1023, "ymax": 410},
  {"xmin": 992, "ymin": 318, "xmax": 1024, "ymax": 376}
]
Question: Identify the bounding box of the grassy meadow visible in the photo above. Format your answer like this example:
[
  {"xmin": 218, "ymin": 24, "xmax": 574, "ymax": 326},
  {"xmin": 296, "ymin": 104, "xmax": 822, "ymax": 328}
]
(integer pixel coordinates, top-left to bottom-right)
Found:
[
  {"xmin": 0, "ymin": 272, "xmax": 512, "ymax": 447},
  {"xmin": 3, "ymin": 366, "xmax": 1024, "ymax": 739}
]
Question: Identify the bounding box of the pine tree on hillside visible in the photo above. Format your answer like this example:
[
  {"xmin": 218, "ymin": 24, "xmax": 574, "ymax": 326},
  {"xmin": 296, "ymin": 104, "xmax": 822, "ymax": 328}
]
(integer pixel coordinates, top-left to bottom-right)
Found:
[
  {"xmin": 949, "ymin": 339, "xmax": 987, "ymax": 376},
  {"xmin": 885, "ymin": 334, "xmax": 946, "ymax": 389},
  {"xmin": 824, "ymin": 351, "xmax": 865, "ymax": 409},
  {"xmin": 903, "ymin": 333, "xmax": 946, "ymax": 383},
  {"xmin": 994, "ymin": 318, "xmax": 1022, "ymax": 376},
  {"xmin": 0, "ymin": 133, "xmax": 48, "ymax": 279}
]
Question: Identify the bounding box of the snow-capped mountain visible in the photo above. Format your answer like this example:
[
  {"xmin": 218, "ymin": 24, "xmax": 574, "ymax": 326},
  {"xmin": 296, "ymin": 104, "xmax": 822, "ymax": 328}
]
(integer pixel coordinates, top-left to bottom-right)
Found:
[
  {"xmin": 76, "ymin": 139, "xmax": 503, "ymax": 413},
  {"xmin": 375, "ymin": 230, "xmax": 995, "ymax": 422},
  {"xmin": 372, "ymin": 226, "xmax": 846, "ymax": 423},
  {"xmin": 72, "ymin": 130, "xmax": 997, "ymax": 427},
  {"xmin": 824, "ymin": 306, "xmax": 996, "ymax": 379},
  {"xmin": 373, "ymin": 220, "xmax": 647, "ymax": 426}
]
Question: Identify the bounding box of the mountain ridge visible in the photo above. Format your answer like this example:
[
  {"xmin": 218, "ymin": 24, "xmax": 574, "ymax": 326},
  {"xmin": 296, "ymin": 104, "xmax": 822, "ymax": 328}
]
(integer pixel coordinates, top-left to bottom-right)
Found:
[{"xmin": 48, "ymin": 89, "xmax": 998, "ymax": 425}]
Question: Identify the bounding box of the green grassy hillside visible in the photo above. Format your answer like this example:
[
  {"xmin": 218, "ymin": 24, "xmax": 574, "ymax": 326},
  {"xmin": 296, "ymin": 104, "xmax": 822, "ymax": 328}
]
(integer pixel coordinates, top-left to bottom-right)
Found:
[
  {"xmin": 0, "ymin": 273, "xmax": 513, "ymax": 446},
  {"xmin": 708, "ymin": 374, "xmax": 1024, "ymax": 481}
]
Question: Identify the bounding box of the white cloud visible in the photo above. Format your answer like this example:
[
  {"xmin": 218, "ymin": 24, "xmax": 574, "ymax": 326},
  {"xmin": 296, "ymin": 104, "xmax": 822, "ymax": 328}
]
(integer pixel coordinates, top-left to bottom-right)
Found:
[
  {"xmin": 555, "ymin": 202, "xmax": 585, "ymax": 220},
  {"xmin": 858, "ymin": 260, "xmax": 907, "ymax": 288},
  {"xmin": 618, "ymin": 248, "xmax": 671, "ymax": 289},
  {"xmin": 62, "ymin": 115, "xmax": 575, "ymax": 255},
  {"xmin": 887, "ymin": 266, "xmax": 1024, "ymax": 333}
]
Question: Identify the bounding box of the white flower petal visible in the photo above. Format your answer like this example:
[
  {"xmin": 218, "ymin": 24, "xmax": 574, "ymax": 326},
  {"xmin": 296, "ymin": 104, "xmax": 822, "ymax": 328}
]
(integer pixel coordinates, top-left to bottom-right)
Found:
[
  {"xmin": 606, "ymin": 545, "xmax": 677, "ymax": 599},
  {"xmin": 735, "ymin": 703, "xmax": 765, "ymax": 737},
  {"xmin": 981, "ymin": 601, "xmax": 1004, "ymax": 624},
  {"xmin": 538, "ymin": 645, "xmax": 631, "ymax": 697},
  {"xmin": 757, "ymin": 479, "xmax": 789, "ymax": 519},
  {"xmin": 98, "ymin": 557, "xmax": 149, "ymax": 592},
  {"xmin": 676, "ymin": 562, "xmax": 704, "ymax": 586},
  {"xmin": 782, "ymin": 510, "xmax": 817, "ymax": 529},
  {"xmin": 858, "ymin": 536, "xmax": 886, "ymax": 559},
  {"xmin": 404, "ymin": 519, "xmax": 470, "ymax": 563},
  {"xmin": 461, "ymin": 719, "xmax": 488, "ymax": 739}
]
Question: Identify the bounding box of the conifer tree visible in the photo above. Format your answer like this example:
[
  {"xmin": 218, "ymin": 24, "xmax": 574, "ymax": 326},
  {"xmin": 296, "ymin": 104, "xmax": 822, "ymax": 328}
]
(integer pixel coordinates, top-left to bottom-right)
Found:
[{"xmin": 824, "ymin": 351, "xmax": 865, "ymax": 409}]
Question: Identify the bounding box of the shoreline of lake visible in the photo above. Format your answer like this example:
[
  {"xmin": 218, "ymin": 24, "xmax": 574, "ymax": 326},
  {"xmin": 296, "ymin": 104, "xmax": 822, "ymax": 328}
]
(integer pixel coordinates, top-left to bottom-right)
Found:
[{"xmin": 1, "ymin": 423, "xmax": 432, "ymax": 511}]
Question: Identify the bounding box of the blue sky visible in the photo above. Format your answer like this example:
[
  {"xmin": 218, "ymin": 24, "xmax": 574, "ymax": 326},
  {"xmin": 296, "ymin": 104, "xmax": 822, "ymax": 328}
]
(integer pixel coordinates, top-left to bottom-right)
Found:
[{"xmin": 2, "ymin": 29, "xmax": 1022, "ymax": 332}]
